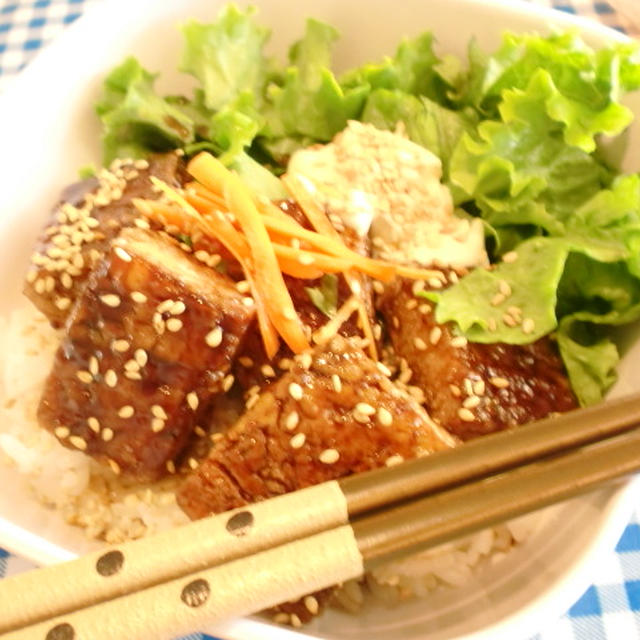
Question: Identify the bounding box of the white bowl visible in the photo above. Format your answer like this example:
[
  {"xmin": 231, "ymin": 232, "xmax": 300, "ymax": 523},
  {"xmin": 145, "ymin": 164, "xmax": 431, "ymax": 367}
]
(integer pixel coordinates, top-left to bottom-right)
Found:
[{"xmin": 0, "ymin": 1, "xmax": 639, "ymax": 639}]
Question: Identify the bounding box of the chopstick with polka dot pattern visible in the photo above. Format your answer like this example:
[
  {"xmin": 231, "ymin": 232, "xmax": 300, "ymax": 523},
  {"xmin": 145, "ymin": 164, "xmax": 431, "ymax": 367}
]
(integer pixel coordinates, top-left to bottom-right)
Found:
[{"xmin": 1, "ymin": 393, "xmax": 639, "ymax": 640}]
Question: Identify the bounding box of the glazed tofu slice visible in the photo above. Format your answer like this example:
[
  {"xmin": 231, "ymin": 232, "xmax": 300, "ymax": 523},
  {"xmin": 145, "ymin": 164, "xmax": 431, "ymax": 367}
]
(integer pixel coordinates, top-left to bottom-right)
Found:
[
  {"xmin": 177, "ymin": 335, "xmax": 455, "ymax": 519},
  {"xmin": 37, "ymin": 228, "xmax": 255, "ymax": 481},
  {"xmin": 24, "ymin": 153, "xmax": 185, "ymax": 328},
  {"xmin": 378, "ymin": 277, "xmax": 577, "ymax": 440}
]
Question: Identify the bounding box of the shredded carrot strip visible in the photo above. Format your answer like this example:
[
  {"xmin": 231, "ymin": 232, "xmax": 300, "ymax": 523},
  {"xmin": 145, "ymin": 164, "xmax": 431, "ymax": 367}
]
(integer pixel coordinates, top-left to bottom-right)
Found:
[
  {"xmin": 184, "ymin": 182, "xmax": 227, "ymax": 208},
  {"xmin": 282, "ymin": 173, "xmax": 378, "ymax": 360},
  {"xmin": 272, "ymin": 244, "xmax": 355, "ymax": 273},
  {"xmin": 275, "ymin": 256, "xmax": 324, "ymax": 280},
  {"xmin": 189, "ymin": 153, "xmax": 310, "ymax": 355}
]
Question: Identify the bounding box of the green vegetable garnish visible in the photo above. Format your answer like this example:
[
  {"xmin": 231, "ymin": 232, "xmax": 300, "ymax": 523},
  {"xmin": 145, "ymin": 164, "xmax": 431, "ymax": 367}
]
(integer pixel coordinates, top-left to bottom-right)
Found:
[{"xmin": 305, "ymin": 274, "xmax": 339, "ymax": 318}]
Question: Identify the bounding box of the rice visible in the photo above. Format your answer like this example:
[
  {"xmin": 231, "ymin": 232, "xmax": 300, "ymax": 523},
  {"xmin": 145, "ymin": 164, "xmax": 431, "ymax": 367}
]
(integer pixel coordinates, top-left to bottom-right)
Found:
[{"xmin": 0, "ymin": 301, "xmax": 541, "ymax": 615}]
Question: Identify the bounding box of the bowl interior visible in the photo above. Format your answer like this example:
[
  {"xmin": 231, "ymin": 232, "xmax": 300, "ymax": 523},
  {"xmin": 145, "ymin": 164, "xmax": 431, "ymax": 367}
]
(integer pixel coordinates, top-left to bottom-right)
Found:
[{"xmin": 0, "ymin": 1, "xmax": 638, "ymax": 639}]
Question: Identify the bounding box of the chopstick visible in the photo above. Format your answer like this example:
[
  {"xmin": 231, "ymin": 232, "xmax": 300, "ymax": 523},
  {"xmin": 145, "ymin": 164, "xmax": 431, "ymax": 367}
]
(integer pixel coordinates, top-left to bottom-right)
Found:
[{"xmin": 1, "ymin": 394, "xmax": 639, "ymax": 639}]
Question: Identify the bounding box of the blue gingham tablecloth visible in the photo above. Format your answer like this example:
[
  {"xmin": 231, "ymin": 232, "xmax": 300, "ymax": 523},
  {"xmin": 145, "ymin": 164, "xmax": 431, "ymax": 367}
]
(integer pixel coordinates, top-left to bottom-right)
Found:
[{"xmin": 1, "ymin": 1, "xmax": 640, "ymax": 639}]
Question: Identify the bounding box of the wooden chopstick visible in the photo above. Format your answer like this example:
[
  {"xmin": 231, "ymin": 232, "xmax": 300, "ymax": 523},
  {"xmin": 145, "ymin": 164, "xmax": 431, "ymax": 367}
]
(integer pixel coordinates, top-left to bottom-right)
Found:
[{"xmin": 1, "ymin": 396, "xmax": 639, "ymax": 639}]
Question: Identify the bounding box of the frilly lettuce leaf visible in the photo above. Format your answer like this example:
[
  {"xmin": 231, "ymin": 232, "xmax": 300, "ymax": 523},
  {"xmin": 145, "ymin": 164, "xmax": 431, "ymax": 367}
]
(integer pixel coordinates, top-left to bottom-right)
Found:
[{"xmin": 95, "ymin": 57, "xmax": 196, "ymax": 163}]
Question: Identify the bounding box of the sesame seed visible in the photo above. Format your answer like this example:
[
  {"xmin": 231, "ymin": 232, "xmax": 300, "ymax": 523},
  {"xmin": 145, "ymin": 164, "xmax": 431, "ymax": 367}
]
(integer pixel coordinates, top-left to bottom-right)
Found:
[
  {"xmin": 289, "ymin": 382, "xmax": 303, "ymax": 400},
  {"xmin": 205, "ymin": 326, "xmax": 223, "ymax": 348},
  {"xmin": 131, "ymin": 291, "xmax": 147, "ymax": 304},
  {"xmin": 392, "ymin": 316, "xmax": 400, "ymax": 329},
  {"xmin": 194, "ymin": 426, "xmax": 207, "ymax": 437},
  {"xmin": 418, "ymin": 304, "xmax": 432, "ymax": 315},
  {"xmin": 491, "ymin": 293, "xmax": 505, "ymax": 307},
  {"xmin": 111, "ymin": 339, "xmax": 129, "ymax": 354},
  {"xmin": 473, "ymin": 379, "xmax": 486, "ymax": 396},
  {"xmin": 502, "ymin": 251, "xmax": 518, "ymax": 263},
  {"xmin": 428, "ymin": 277, "xmax": 443, "ymax": 289},
  {"xmin": 166, "ymin": 460, "xmax": 176, "ymax": 474},
  {"xmin": 385, "ymin": 454, "xmax": 404, "ymax": 467},
  {"xmin": 54, "ymin": 426, "xmax": 70, "ymax": 439},
  {"xmin": 180, "ymin": 392, "xmax": 197, "ymax": 413},
  {"xmin": 87, "ymin": 417, "xmax": 100, "ymax": 433},
  {"xmin": 134, "ymin": 218, "xmax": 151, "ymax": 230},
  {"xmin": 290, "ymin": 433, "xmax": 306, "ymax": 449},
  {"xmin": 463, "ymin": 395, "xmax": 481, "ymax": 409},
  {"xmin": 195, "ymin": 250, "xmax": 210, "ymax": 263},
  {"xmin": 355, "ymin": 402, "xmax": 376, "ymax": 416},
  {"xmin": 377, "ymin": 407, "xmax": 393, "ymax": 427},
  {"xmin": 522, "ymin": 318, "xmax": 536, "ymax": 334},
  {"xmin": 152, "ymin": 313, "xmax": 165, "ymax": 334},
  {"xmin": 118, "ymin": 405, "xmax": 135, "ymax": 419},
  {"xmin": 429, "ymin": 327, "xmax": 442, "ymax": 345},
  {"xmin": 55, "ymin": 297, "xmax": 72, "ymax": 311},
  {"xmin": 114, "ymin": 247, "xmax": 132, "ymax": 263},
  {"xmin": 290, "ymin": 614, "xmax": 302, "ymax": 629},
  {"xmin": 353, "ymin": 411, "xmax": 371, "ymax": 424},
  {"xmin": 171, "ymin": 300, "xmax": 186, "ymax": 315},
  {"xmin": 331, "ymin": 374, "xmax": 342, "ymax": 393},
  {"xmin": 124, "ymin": 359, "xmax": 140, "ymax": 372},
  {"xmin": 319, "ymin": 448, "xmax": 340, "ymax": 464},
  {"xmin": 508, "ymin": 306, "xmax": 522, "ymax": 318},
  {"xmin": 166, "ymin": 318, "xmax": 183, "ymax": 332},
  {"xmin": 87, "ymin": 356, "xmax": 99, "ymax": 376},
  {"xmin": 132, "ymin": 349, "xmax": 147, "ymax": 368},
  {"xmin": 299, "ymin": 353, "xmax": 312, "ymax": 370},
  {"xmin": 490, "ymin": 376, "xmax": 510, "ymax": 389},
  {"xmin": 278, "ymin": 358, "xmax": 292, "ymax": 370},
  {"xmin": 151, "ymin": 418, "xmax": 166, "ymax": 433},
  {"xmin": 44, "ymin": 276, "xmax": 55, "ymax": 293},
  {"xmin": 450, "ymin": 384, "xmax": 461, "ymax": 397},
  {"xmin": 414, "ymin": 337, "xmax": 427, "ymax": 351},
  {"xmin": 188, "ymin": 458, "xmax": 199, "ymax": 470},
  {"xmin": 285, "ymin": 411, "xmax": 299, "ymax": 431},
  {"xmin": 498, "ymin": 280, "xmax": 512, "ymax": 297},
  {"xmin": 405, "ymin": 299, "xmax": 418, "ymax": 310},
  {"xmin": 151, "ymin": 405, "xmax": 168, "ymax": 420},
  {"xmin": 102, "ymin": 428, "xmax": 114, "ymax": 442},
  {"xmin": 376, "ymin": 362, "xmax": 392, "ymax": 377},
  {"xmin": 242, "ymin": 297, "xmax": 254, "ymax": 307},
  {"xmin": 238, "ymin": 356, "xmax": 254, "ymax": 368},
  {"xmin": 157, "ymin": 299, "xmax": 175, "ymax": 314},
  {"xmin": 373, "ymin": 281, "xmax": 385, "ymax": 295},
  {"xmin": 488, "ymin": 318, "xmax": 498, "ymax": 332},
  {"xmin": 76, "ymin": 370, "xmax": 93, "ymax": 384},
  {"xmin": 245, "ymin": 394, "xmax": 260, "ymax": 410},
  {"xmin": 464, "ymin": 378, "xmax": 474, "ymax": 396},
  {"xmin": 236, "ymin": 280, "xmax": 251, "ymax": 294},
  {"xmin": 69, "ymin": 435, "xmax": 87, "ymax": 450},
  {"xmin": 261, "ymin": 364, "xmax": 276, "ymax": 378},
  {"xmin": 34, "ymin": 279, "xmax": 46, "ymax": 295},
  {"xmin": 100, "ymin": 294, "xmax": 121, "ymax": 308},
  {"xmin": 502, "ymin": 313, "xmax": 518, "ymax": 327},
  {"xmin": 108, "ymin": 459, "xmax": 121, "ymax": 475},
  {"xmin": 223, "ymin": 375, "xmax": 235, "ymax": 392},
  {"xmin": 412, "ymin": 280, "xmax": 426, "ymax": 296},
  {"xmin": 450, "ymin": 336, "xmax": 468, "ymax": 348},
  {"xmin": 304, "ymin": 596, "xmax": 319, "ymax": 616},
  {"xmin": 458, "ymin": 408, "xmax": 476, "ymax": 422},
  {"xmin": 283, "ymin": 308, "xmax": 296, "ymax": 320}
]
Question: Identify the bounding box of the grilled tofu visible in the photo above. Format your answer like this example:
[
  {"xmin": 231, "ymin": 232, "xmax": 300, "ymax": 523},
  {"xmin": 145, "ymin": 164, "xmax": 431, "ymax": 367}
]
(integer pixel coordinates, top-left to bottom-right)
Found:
[
  {"xmin": 378, "ymin": 277, "xmax": 577, "ymax": 440},
  {"xmin": 24, "ymin": 153, "xmax": 185, "ymax": 328},
  {"xmin": 37, "ymin": 228, "xmax": 255, "ymax": 481}
]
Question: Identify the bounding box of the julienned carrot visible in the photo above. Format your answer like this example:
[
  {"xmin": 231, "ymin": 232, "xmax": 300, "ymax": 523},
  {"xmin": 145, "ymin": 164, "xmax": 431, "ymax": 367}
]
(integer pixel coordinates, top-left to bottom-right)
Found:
[
  {"xmin": 282, "ymin": 172, "xmax": 378, "ymax": 360},
  {"xmin": 189, "ymin": 153, "xmax": 310, "ymax": 355},
  {"xmin": 185, "ymin": 181, "xmax": 227, "ymax": 208},
  {"xmin": 275, "ymin": 256, "xmax": 324, "ymax": 280},
  {"xmin": 273, "ymin": 244, "xmax": 355, "ymax": 274}
]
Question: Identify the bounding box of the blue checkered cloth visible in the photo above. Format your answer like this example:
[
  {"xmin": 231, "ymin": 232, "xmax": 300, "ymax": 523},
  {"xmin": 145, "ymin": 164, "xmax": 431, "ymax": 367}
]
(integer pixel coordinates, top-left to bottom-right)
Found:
[{"xmin": 1, "ymin": 1, "xmax": 640, "ymax": 638}]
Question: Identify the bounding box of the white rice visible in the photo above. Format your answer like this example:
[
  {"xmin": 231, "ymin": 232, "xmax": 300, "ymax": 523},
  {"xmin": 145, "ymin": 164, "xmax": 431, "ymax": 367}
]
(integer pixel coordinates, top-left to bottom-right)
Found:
[{"xmin": 0, "ymin": 301, "xmax": 540, "ymax": 612}]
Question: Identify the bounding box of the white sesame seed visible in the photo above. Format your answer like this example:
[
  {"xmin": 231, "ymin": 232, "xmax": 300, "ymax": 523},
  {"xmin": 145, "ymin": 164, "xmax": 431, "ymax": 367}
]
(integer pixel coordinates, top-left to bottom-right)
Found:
[
  {"xmin": 166, "ymin": 318, "xmax": 183, "ymax": 332},
  {"xmin": 289, "ymin": 382, "xmax": 303, "ymax": 400},
  {"xmin": 414, "ymin": 337, "xmax": 427, "ymax": 351},
  {"xmin": 376, "ymin": 362, "xmax": 392, "ymax": 377},
  {"xmin": 111, "ymin": 339, "xmax": 129, "ymax": 353},
  {"xmin": 223, "ymin": 375, "xmax": 235, "ymax": 392},
  {"xmin": 236, "ymin": 280, "xmax": 251, "ymax": 294},
  {"xmin": 260, "ymin": 364, "xmax": 276, "ymax": 378},
  {"xmin": 373, "ymin": 281, "xmax": 385, "ymax": 295},
  {"xmin": 34, "ymin": 279, "xmax": 46, "ymax": 295},
  {"xmin": 245, "ymin": 394, "xmax": 260, "ymax": 410},
  {"xmin": 450, "ymin": 384, "xmax": 461, "ymax": 397},
  {"xmin": 151, "ymin": 418, "xmax": 166, "ymax": 433},
  {"xmin": 418, "ymin": 304, "xmax": 432, "ymax": 315},
  {"xmin": 194, "ymin": 426, "xmax": 207, "ymax": 438},
  {"xmin": 522, "ymin": 318, "xmax": 536, "ymax": 334},
  {"xmin": 108, "ymin": 459, "xmax": 121, "ymax": 475},
  {"xmin": 405, "ymin": 299, "xmax": 418, "ymax": 310},
  {"xmin": 152, "ymin": 313, "xmax": 165, "ymax": 334},
  {"xmin": 450, "ymin": 336, "xmax": 468, "ymax": 348},
  {"xmin": 88, "ymin": 356, "xmax": 99, "ymax": 376},
  {"xmin": 87, "ymin": 417, "xmax": 100, "ymax": 433},
  {"xmin": 290, "ymin": 614, "xmax": 302, "ymax": 629},
  {"xmin": 491, "ymin": 293, "xmax": 505, "ymax": 307},
  {"xmin": 353, "ymin": 411, "xmax": 371, "ymax": 424},
  {"xmin": 377, "ymin": 407, "xmax": 393, "ymax": 427},
  {"xmin": 319, "ymin": 448, "xmax": 340, "ymax": 464},
  {"xmin": 488, "ymin": 318, "xmax": 498, "ymax": 332},
  {"xmin": 238, "ymin": 356, "xmax": 254, "ymax": 368},
  {"xmin": 473, "ymin": 379, "xmax": 486, "ymax": 396},
  {"xmin": 124, "ymin": 371, "xmax": 142, "ymax": 381},
  {"xmin": 429, "ymin": 327, "xmax": 442, "ymax": 345},
  {"xmin": 60, "ymin": 273, "xmax": 73, "ymax": 289},
  {"xmin": 76, "ymin": 370, "xmax": 93, "ymax": 384},
  {"xmin": 508, "ymin": 306, "xmax": 522, "ymax": 319},
  {"xmin": 100, "ymin": 293, "xmax": 121, "ymax": 308},
  {"xmin": 171, "ymin": 300, "xmax": 186, "ymax": 315},
  {"xmin": 118, "ymin": 405, "xmax": 135, "ymax": 419},
  {"xmin": 102, "ymin": 428, "xmax": 114, "ymax": 442},
  {"xmin": 304, "ymin": 596, "xmax": 319, "ymax": 616},
  {"xmin": 463, "ymin": 395, "xmax": 481, "ymax": 409},
  {"xmin": 69, "ymin": 435, "xmax": 87, "ymax": 450},
  {"xmin": 290, "ymin": 433, "xmax": 306, "ymax": 449},
  {"xmin": 54, "ymin": 426, "xmax": 70, "ymax": 439},
  {"xmin": 166, "ymin": 460, "xmax": 176, "ymax": 473},
  {"xmin": 186, "ymin": 392, "xmax": 199, "ymax": 411},
  {"xmin": 498, "ymin": 280, "xmax": 512, "ymax": 297},
  {"xmin": 490, "ymin": 376, "xmax": 510, "ymax": 389},
  {"xmin": 355, "ymin": 402, "xmax": 376, "ymax": 416},
  {"xmin": 131, "ymin": 291, "xmax": 147, "ymax": 304},
  {"xmin": 331, "ymin": 374, "xmax": 342, "ymax": 393},
  {"xmin": 124, "ymin": 360, "xmax": 140, "ymax": 372},
  {"xmin": 428, "ymin": 277, "xmax": 443, "ymax": 289},
  {"xmin": 502, "ymin": 313, "xmax": 518, "ymax": 327},
  {"xmin": 151, "ymin": 405, "xmax": 168, "ymax": 420},
  {"xmin": 412, "ymin": 280, "xmax": 426, "ymax": 296},
  {"xmin": 55, "ymin": 297, "xmax": 72, "ymax": 311},
  {"xmin": 242, "ymin": 297, "xmax": 254, "ymax": 307},
  {"xmin": 285, "ymin": 411, "xmax": 299, "ymax": 431},
  {"xmin": 458, "ymin": 408, "xmax": 476, "ymax": 422},
  {"xmin": 114, "ymin": 246, "xmax": 132, "ymax": 263},
  {"xmin": 157, "ymin": 299, "xmax": 175, "ymax": 314},
  {"xmin": 205, "ymin": 326, "xmax": 223, "ymax": 348},
  {"xmin": 502, "ymin": 251, "xmax": 518, "ymax": 263},
  {"xmin": 299, "ymin": 353, "xmax": 312, "ymax": 370},
  {"xmin": 385, "ymin": 454, "xmax": 404, "ymax": 467},
  {"xmin": 188, "ymin": 457, "xmax": 199, "ymax": 470}
]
